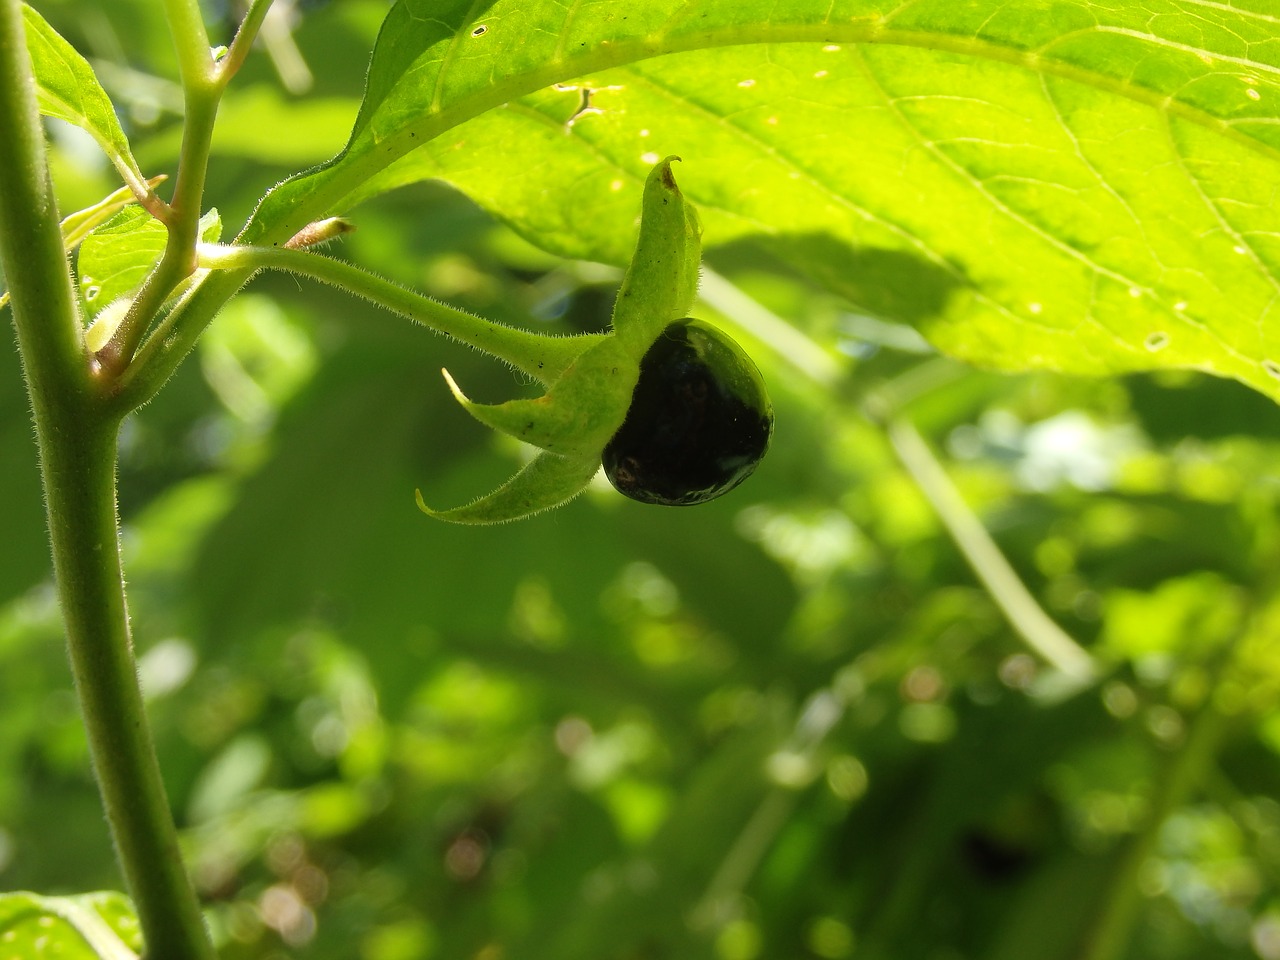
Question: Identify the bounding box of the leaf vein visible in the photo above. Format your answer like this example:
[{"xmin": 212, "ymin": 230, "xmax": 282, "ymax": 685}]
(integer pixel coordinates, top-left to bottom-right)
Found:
[
  {"xmin": 1038, "ymin": 72, "xmax": 1167, "ymax": 283},
  {"xmin": 1163, "ymin": 114, "xmax": 1280, "ymax": 354},
  {"xmin": 1174, "ymin": 0, "xmax": 1280, "ymax": 29},
  {"xmin": 430, "ymin": 0, "xmax": 492, "ymax": 113},
  {"xmin": 853, "ymin": 45, "xmax": 1171, "ymax": 356}
]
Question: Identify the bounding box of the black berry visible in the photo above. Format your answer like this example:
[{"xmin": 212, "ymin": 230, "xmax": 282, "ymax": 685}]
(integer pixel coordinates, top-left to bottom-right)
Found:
[{"xmin": 603, "ymin": 319, "xmax": 773, "ymax": 505}]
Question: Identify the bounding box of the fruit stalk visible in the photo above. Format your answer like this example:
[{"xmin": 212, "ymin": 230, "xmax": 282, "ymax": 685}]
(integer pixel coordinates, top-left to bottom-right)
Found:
[{"xmin": 196, "ymin": 242, "xmax": 601, "ymax": 383}]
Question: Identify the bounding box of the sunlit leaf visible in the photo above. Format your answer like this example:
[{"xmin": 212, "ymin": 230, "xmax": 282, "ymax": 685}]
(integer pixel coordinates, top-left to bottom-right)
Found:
[
  {"xmin": 77, "ymin": 208, "xmax": 165, "ymax": 318},
  {"xmin": 21, "ymin": 3, "xmax": 147, "ymax": 192},
  {"xmin": 0, "ymin": 891, "xmax": 140, "ymax": 960},
  {"xmin": 16, "ymin": 4, "xmax": 1280, "ymax": 960},
  {"xmin": 63, "ymin": 179, "xmax": 167, "ymax": 251},
  {"xmin": 1102, "ymin": 573, "xmax": 1243, "ymax": 661},
  {"xmin": 240, "ymin": 0, "xmax": 1280, "ymax": 403}
]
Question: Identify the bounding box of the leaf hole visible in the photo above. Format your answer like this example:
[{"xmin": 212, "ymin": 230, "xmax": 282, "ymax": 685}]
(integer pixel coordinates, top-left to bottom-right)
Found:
[
  {"xmin": 1264, "ymin": 360, "xmax": 1280, "ymax": 380},
  {"xmin": 84, "ymin": 285, "xmax": 101, "ymax": 301},
  {"xmin": 470, "ymin": 24, "xmax": 488, "ymax": 37},
  {"xmin": 1144, "ymin": 332, "xmax": 1169, "ymax": 352}
]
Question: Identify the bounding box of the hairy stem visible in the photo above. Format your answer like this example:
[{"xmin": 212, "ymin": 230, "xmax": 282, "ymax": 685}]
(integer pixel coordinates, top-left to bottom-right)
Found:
[
  {"xmin": 42, "ymin": 418, "xmax": 216, "ymax": 960},
  {"xmin": 108, "ymin": 264, "xmax": 251, "ymax": 412},
  {"xmin": 0, "ymin": 4, "xmax": 213, "ymax": 957},
  {"xmin": 0, "ymin": 7, "xmax": 84, "ymax": 391},
  {"xmin": 197, "ymin": 242, "xmax": 603, "ymax": 382}
]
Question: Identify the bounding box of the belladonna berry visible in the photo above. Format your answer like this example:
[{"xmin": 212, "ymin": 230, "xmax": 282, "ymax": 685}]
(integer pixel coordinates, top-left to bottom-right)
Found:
[{"xmin": 603, "ymin": 319, "xmax": 773, "ymax": 505}]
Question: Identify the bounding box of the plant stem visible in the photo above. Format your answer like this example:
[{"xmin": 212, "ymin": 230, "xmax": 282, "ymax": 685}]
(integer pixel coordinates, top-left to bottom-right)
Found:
[
  {"xmin": 163, "ymin": 0, "xmax": 215, "ymax": 88},
  {"xmin": 0, "ymin": 4, "xmax": 214, "ymax": 957},
  {"xmin": 197, "ymin": 242, "xmax": 603, "ymax": 382},
  {"xmin": 42, "ymin": 418, "xmax": 216, "ymax": 960},
  {"xmin": 884, "ymin": 415, "xmax": 1098, "ymax": 686},
  {"xmin": 102, "ymin": 0, "xmax": 222, "ymax": 374},
  {"xmin": 0, "ymin": 8, "xmax": 83, "ymax": 392},
  {"xmin": 219, "ymin": 0, "xmax": 276, "ymax": 85},
  {"xmin": 107, "ymin": 266, "xmax": 247, "ymax": 419}
]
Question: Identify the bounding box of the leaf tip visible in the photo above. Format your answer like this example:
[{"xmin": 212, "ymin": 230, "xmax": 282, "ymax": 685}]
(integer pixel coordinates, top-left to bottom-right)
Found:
[
  {"xmin": 415, "ymin": 451, "xmax": 600, "ymax": 525},
  {"xmin": 657, "ymin": 155, "xmax": 683, "ymax": 190},
  {"xmin": 414, "ymin": 487, "xmax": 471, "ymax": 523}
]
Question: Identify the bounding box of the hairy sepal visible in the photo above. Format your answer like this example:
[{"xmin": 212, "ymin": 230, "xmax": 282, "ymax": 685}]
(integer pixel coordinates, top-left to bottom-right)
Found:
[
  {"xmin": 443, "ymin": 336, "xmax": 638, "ymax": 459},
  {"xmin": 416, "ymin": 450, "xmax": 601, "ymax": 524},
  {"xmin": 611, "ymin": 156, "xmax": 702, "ymax": 358}
]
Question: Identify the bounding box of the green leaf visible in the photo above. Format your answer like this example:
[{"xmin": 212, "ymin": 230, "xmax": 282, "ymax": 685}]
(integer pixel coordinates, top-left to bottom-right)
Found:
[
  {"xmin": 77, "ymin": 208, "xmax": 166, "ymax": 319},
  {"xmin": 1101, "ymin": 573, "xmax": 1243, "ymax": 661},
  {"xmin": 21, "ymin": 3, "xmax": 148, "ymax": 194},
  {"xmin": 78, "ymin": 207, "xmax": 222, "ymax": 319},
  {"xmin": 240, "ymin": 0, "xmax": 1280, "ymax": 403},
  {"xmin": 61, "ymin": 179, "xmax": 166, "ymax": 253},
  {"xmin": 0, "ymin": 891, "xmax": 141, "ymax": 960}
]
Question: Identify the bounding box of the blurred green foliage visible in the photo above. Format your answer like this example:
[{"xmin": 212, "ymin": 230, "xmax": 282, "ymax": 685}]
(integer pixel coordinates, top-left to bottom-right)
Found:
[{"xmin": 5, "ymin": 2, "xmax": 1280, "ymax": 959}]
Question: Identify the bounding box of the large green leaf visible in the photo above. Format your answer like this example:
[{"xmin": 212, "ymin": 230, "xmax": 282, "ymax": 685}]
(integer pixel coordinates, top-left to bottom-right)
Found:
[{"xmin": 238, "ymin": 0, "xmax": 1280, "ymax": 401}]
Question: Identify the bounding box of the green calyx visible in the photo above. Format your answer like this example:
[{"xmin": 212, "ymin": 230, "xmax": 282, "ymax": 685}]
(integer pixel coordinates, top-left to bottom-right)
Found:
[{"xmin": 417, "ymin": 155, "xmax": 702, "ymax": 524}]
